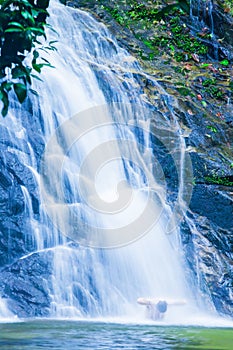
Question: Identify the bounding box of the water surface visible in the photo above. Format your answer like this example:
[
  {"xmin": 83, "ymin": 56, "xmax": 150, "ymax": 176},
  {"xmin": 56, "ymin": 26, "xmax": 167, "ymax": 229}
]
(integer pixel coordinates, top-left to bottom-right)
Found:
[{"xmin": 0, "ymin": 320, "xmax": 232, "ymax": 349}]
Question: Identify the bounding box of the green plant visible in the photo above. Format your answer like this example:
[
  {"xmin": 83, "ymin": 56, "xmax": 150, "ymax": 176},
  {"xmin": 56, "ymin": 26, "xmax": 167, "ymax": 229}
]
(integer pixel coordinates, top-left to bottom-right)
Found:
[
  {"xmin": 202, "ymin": 78, "xmax": 224, "ymax": 99},
  {"xmin": 202, "ymin": 78, "xmax": 216, "ymax": 87},
  {"xmin": 220, "ymin": 59, "xmax": 229, "ymax": 66},
  {"xmin": 102, "ymin": 6, "xmax": 126, "ymax": 25},
  {"xmin": 206, "ymin": 125, "xmax": 218, "ymax": 133},
  {"xmin": 0, "ymin": 0, "xmax": 56, "ymax": 116},
  {"xmin": 128, "ymin": 0, "xmax": 190, "ymax": 21},
  {"xmin": 204, "ymin": 175, "xmax": 233, "ymax": 186}
]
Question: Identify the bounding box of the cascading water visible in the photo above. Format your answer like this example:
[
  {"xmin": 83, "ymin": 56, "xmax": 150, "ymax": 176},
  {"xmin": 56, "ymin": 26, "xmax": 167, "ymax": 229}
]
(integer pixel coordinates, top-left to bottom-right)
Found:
[
  {"xmin": 1, "ymin": 0, "xmax": 229, "ymax": 324},
  {"xmin": 190, "ymin": 0, "xmax": 214, "ymax": 33},
  {"xmin": 0, "ymin": 298, "xmax": 15, "ymax": 321},
  {"xmin": 189, "ymin": 0, "xmax": 220, "ymax": 59},
  {"xmin": 36, "ymin": 0, "xmax": 200, "ymax": 321}
]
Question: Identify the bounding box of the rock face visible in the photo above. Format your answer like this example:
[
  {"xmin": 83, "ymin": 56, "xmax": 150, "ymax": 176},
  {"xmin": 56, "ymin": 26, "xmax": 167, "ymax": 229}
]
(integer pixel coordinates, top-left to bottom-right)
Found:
[
  {"xmin": 0, "ymin": 251, "xmax": 53, "ymax": 317},
  {"xmin": 0, "ymin": 0, "xmax": 232, "ymax": 319},
  {"xmin": 0, "ymin": 108, "xmax": 52, "ymax": 317}
]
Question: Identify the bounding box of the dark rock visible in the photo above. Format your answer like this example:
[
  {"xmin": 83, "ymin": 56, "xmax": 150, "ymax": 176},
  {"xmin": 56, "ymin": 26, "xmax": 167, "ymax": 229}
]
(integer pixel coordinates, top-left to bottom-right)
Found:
[
  {"xmin": 190, "ymin": 184, "xmax": 233, "ymax": 230},
  {"xmin": 0, "ymin": 251, "xmax": 53, "ymax": 318}
]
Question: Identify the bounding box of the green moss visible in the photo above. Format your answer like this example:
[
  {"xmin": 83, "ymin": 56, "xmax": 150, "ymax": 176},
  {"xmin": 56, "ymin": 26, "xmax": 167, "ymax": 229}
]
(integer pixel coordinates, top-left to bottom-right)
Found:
[
  {"xmin": 102, "ymin": 1, "xmax": 209, "ymax": 63},
  {"xmin": 204, "ymin": 176, "xmax": 233, "ymax": 186},
  {"xmin": 100, "ymin": 0, "xmax": 232, "ymax": 108},
  {"xmin": 201, "ymin": 78, "xmax": 225, "ymax": 99}
]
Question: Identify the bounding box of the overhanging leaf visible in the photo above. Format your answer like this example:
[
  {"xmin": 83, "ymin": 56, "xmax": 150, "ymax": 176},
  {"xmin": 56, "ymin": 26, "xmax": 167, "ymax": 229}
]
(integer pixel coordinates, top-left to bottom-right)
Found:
[
  {"xmin": 5, "ymin": 28, "xmax": 24, "ymax": 33},
  {"xmin": 12, "ymin": 66, "xmax": 26, "ymax": 79},
  {"xmin": 13, "ymin": 83, "xmax": 27, "ymax": 103},
  {"xmin": 31, "ymin": 73, "xmax": 43, "ymax": 82},
  {"xmin": 29, "ymin": 88, "xmax": 38, "ymax": 96},
  {"xmin": 7, "ymin": 21, "xmax": 25, "ymax": 29},
  {"xmin": 0, "ymin": 89, "xmax": 9, "ymax": 117},
  {"xmin": 21, "ymin": 11, "xmax": 35, "ymax": 24}
]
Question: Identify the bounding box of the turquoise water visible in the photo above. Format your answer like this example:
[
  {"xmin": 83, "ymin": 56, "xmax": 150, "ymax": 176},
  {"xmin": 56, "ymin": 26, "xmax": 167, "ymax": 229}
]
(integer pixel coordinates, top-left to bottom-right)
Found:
[{"xmin": 0, "ymin": 320, "xmax": 232, "ymax": 349}]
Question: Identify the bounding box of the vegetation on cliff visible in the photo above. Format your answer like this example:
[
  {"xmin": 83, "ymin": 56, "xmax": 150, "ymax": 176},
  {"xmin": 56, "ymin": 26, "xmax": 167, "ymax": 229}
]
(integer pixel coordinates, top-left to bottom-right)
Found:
[{"xmin": 72, "ymin": 0, "xmax": 233, "ymax": 185}]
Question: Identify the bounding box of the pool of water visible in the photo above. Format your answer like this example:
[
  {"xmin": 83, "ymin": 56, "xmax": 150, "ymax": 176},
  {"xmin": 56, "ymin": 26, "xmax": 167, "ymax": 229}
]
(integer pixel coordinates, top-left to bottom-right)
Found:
[{"xmin": 0, "ymin": 320, "xmax": 232, "ymax": 349}]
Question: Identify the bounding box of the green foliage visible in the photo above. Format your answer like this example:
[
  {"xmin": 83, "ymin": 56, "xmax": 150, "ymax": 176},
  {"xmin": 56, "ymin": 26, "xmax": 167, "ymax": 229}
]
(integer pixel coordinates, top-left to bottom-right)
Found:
[
  {"xmin": 206, "ymin": 125, "xmax": 218, "ymax": 133},
  {"xmin": 139, "ymin": 14, "xmax": 209, "ymax": 63},
  {"xmin": 101, "ymin": 0, "xmax": 232, "ymax": 108},
  {"xmin": 204, "ymin": 175, "xmax": 233, "ymax": 186},
  {"xmin": 103, "ymin": 0, "xmax": 190, "ymax": 27},
  {"xmin": 103, "ymin": 1, "xmax": 210, "ymax": 64},
  {"xmin": 202, "ymin": 78, "xmax": 224, "ymax": 99},
  {"xmin": 219, "ymin": 59, "xmax": 229, "ymax": 66},
  {"xmin": 0, "ymin": 0, "xmax": 56, "ymax": 116},
  {"xmin": 202, "ymin": 78, "xmax": 216, "ymax": 87}
]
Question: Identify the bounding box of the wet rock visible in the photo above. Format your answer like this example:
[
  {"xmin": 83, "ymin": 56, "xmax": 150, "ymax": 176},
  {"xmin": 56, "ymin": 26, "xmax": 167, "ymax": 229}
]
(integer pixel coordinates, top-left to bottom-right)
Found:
[
  {"xmin": 0, "ymin": 152, "xmax": 39, "ymax": 267},
  {"xmin": 190, "ymin": 184, "xmax": 233, "ymax": 231},
  {"xmin": 0, "ymin": 251, "xmax": 53, "ymax": 318},
  {"xmin": 181, "ymin": 210, "xmax": 233, "ymax": 316}
]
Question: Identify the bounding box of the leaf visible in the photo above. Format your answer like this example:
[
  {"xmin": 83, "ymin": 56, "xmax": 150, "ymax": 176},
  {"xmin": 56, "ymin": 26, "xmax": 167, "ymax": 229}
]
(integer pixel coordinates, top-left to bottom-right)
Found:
[
  {"xmin": 13, "ymin": 83, "xmax": 27, "ymax": 103},
  {"xmin": 29, "ymin": 27, "xmax": 45, "ymax": 35},
  {"xmin": 2, "ymin": 105, "xmax": 8, "ymax": 117},
  {"xmin": 29, "ymin": 88, "xmax": 38, "ymax": 96},
  {"xmin": 21, "ymin": 11, "xmax": 35, "ymax": 24},
  {"xmin": 31, "ymin": 9, "xmax": 40, "ymax": 17},
  {"xmin": 33, "ymin": 62, "xmax": 54, "ymax": 73},
  {"xmin": 41, "ymin": 57, "xmax": 50, "ymax": 63},
  {"xmin": 5, "ymin": 28, "xmax": 24, "ymax": 33},
  {"xmin": 201, "ymin": 101, "xmax": 207, "ymax": 108},
  {"xmin": 33, "ymin": 50, "xmax": 39, "ymax": 59},
  {"xmin": 31, "ymin": 73, "xmax": 43, "ymax": 82},
  {"xmin": 45, "ymin": 24, "xmax": 58, "ymax": 34},
  {"xmin": 220, "ymin": 59, "xmax": 229, "ymax": 66},
  {"xmin": 12, "ymin": 66, "xmax": 26, "ymax": 79},
  {"xmin": 177, "ymin": 87, "xmax": 190, "ymax": 96},
  {"xmin": 17, "ymin": 0, "xmax": 33, "ymax": 7},
  {"xmin": 0, "ymin": 89, "xmax": 9, "ymax": 117},
  {"xmin": 8, "ymin": 22, "xmax": 25, "ymax": 29},
  {"xmin": 200, "ymin": 63, "xmax": 211, "ymax": 68},
  {"xmin": 34, "ymin": 39, "xmax": 42, "ymax": 45},
  {"xmin": 207, "ymin": 125, "xmax": 217, "ymax": 133},
  {"xmin": 2, "ymin": 82, "xmax": 12, "ymax": 91},
  {"xmin": 25, "ymin": 74, "xmax": 32, "ymax": 85},
  {"xmin": 32, "ymin": 63, "xmax": 43, "ymax": 73},
  {"xmin": 41, "ymin": 46, "xmax": 57, "ymax": 52}
]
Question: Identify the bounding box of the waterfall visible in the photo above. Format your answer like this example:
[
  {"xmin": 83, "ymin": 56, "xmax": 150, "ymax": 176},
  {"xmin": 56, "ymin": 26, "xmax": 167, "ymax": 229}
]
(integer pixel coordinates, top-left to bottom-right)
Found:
[
  {"xmin": 0, "ymin": 298, "xmax": 15, "ymax": 321},
  {"xmin": 189, "ymin": 0, "xmax": 220, "ymax": 59},
  {"xmin": 37, "ymin": 0, "xmax": 198, "ymax": 321},
  {"xmin": 1, "ymin": 0, "xmax": 220, "ymax": 323},
  {"xmin": 190, "ymin": 0, "xmax": 214, "ymax": 31}
]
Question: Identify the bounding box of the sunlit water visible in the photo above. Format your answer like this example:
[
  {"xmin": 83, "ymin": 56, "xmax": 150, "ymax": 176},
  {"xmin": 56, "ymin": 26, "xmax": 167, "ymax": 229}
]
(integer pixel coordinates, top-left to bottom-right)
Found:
[{"xmin": 0, "ymin": 320, "xmax": 232, "ymax": 350}]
